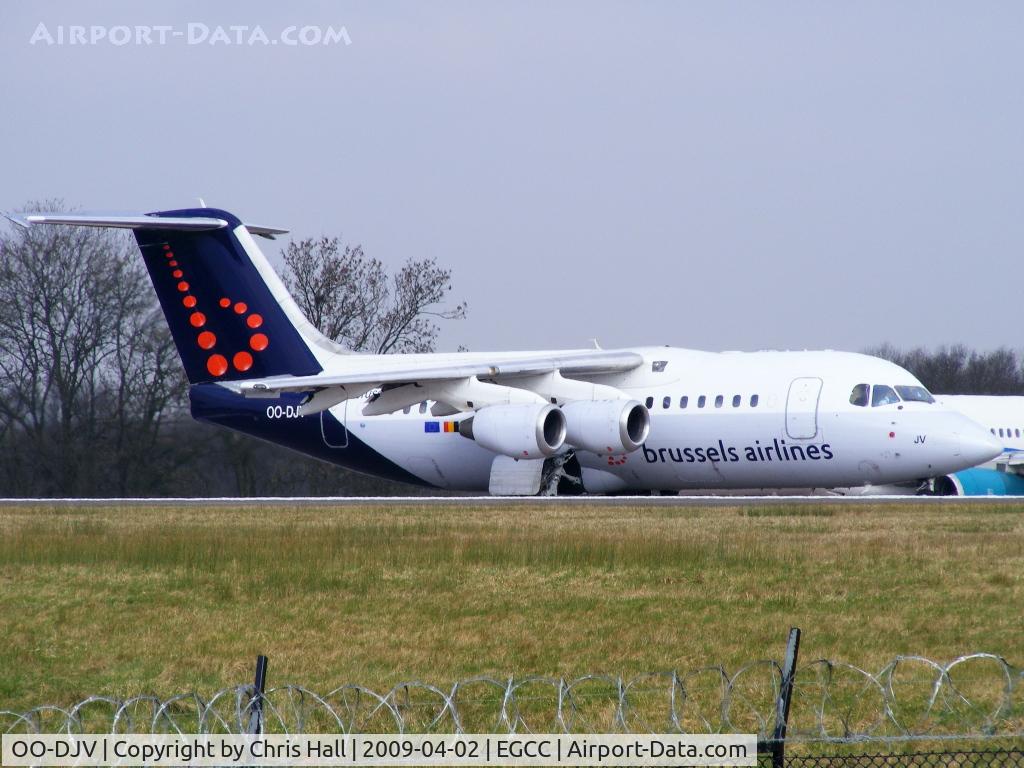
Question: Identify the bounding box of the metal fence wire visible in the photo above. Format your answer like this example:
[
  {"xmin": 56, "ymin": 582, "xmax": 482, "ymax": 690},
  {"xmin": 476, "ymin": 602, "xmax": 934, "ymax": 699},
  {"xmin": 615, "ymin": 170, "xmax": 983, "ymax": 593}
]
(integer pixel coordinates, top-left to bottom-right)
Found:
[
  {"xmin": 3, "ymin": 646, "xmax": 1023, "ymax": 765},
  {"xmin": 760, "ymin": 749, "xmax": 1024, "ymax": 767}
]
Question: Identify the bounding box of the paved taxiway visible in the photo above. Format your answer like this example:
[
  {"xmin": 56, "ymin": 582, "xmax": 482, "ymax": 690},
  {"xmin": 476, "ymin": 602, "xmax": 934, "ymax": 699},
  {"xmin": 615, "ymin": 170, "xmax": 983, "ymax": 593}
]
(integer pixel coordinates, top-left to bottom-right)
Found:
[{"xmin": 1, "ymin": 495, "xmax": 1022, "ymax": 507}]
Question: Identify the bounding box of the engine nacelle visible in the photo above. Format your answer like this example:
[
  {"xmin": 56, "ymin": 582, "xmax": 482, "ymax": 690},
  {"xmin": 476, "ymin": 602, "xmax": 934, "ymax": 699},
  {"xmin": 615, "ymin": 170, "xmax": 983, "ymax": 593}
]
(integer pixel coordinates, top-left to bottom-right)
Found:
[
  {"xmin": 561, "ymin": 399, "xmax": 650, "ymax": 454},
  {"xmin": 931, "ymin": 468, "xmax": 1024, "ymax": 496},
  {"xmin": 459, "ymin": 403, "xmax": 567, "ymax": 459}
]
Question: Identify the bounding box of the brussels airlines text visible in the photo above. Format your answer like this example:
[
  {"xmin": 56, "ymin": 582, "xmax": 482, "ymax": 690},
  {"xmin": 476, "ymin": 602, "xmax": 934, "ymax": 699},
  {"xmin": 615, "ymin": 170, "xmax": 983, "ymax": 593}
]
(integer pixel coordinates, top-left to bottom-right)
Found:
[{"xmin": 643, "ymin": 439, "xmax": 835, "ymax": 465}]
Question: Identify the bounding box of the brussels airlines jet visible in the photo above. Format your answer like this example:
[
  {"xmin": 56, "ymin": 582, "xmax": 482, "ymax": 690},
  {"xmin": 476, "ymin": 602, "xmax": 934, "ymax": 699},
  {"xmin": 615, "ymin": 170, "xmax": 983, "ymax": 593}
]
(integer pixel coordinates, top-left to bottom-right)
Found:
[{"xmin": 7, "ymin": 207, "xmax": 1001, "ymax": 495}]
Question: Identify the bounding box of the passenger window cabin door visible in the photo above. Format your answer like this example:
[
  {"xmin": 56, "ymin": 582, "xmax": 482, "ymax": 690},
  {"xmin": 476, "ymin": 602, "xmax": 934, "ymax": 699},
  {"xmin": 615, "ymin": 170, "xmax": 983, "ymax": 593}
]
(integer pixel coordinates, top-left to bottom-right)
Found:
[{"xmin": 786, "ymin": 377, "xmax": 823, "ymax": 439}]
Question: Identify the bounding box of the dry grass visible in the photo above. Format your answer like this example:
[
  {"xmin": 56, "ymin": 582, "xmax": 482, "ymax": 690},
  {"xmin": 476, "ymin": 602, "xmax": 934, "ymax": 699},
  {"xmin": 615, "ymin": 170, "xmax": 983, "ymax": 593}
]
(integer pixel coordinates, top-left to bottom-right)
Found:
[{"xmin": 0, "ymin": 501, "xmax": 1022, "ymax": 713}]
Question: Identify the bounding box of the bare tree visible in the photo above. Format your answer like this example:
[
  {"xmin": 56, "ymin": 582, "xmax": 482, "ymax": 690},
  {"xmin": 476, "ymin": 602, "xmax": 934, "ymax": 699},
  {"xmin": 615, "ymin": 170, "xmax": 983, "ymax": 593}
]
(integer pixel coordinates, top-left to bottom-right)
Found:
[
  {"xmin": 102, "ymin": 301, "xmax": 187, "ymax": 495},
  {"xmin": 0, "ymin": 202, "xmax": 187, "ymax": 495},
  {"xmin": 281, "ymin": 236, "xmax": 467, "ymax": 353}
]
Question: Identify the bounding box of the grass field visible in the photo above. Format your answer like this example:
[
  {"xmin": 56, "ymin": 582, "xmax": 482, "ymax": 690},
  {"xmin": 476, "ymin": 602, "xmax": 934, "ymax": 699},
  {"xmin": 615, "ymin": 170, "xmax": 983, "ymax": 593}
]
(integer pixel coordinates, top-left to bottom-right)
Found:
[{"xmin": 1, "ymin": 501, "xmax": 1023, "ymax": 715}]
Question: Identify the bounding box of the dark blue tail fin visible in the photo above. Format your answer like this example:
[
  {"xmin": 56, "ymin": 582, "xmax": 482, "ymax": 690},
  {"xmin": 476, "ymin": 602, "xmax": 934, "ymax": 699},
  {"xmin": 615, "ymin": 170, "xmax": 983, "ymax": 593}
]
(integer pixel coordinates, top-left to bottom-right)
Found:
[{"xmin": 135, "ymin": 208, "xmax": 324, "ymax": 384}]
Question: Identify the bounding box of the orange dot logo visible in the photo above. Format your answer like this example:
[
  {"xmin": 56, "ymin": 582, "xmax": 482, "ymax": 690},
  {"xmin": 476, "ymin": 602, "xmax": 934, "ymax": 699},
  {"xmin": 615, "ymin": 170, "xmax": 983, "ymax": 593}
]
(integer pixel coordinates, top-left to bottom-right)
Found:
[
  {"xmin": 246, "ymin": 314, "xmax": 263, "ymax": 328},
  {"xmin": 182, "ymin": 296, "xmax": 197, "ymax": 308},
  {"xmin": 249, "ymin": 333, "xmax": 269, "ymax": 351},
  {"xmin": 197, "ymin": 331, "xmax": 216, "ymax": 350},
  {"xmin": 172, "ymin": 269, "xmax": 183, "ymax": 278},
  {"xmin": 233, "ymin": 351, "xmax": 253, "ymax": 372},
  {"xmin": 189, "ymin": 312, "xmax": 206, "ymax": 328},
  {"xmin": 234, "ymin": 302, "xmax": 248, "ymax": 314},
  {"xmin": 163, "ymin": 244, "xmax": 171, "ymax": 251},
  {"xmin": 207, "ymin": 354, "xmax": 228, "ymax": 377},
  {"xmin": 177, "ymin": 281, "xmax": 189, "ymax": 292},
  {"xmin": 219, "ymin": 298, "xmax": 231, "ymax": 308},
  {"xmin": 168, "ymin": 260, "xmax": 178, "ymax": 267}
]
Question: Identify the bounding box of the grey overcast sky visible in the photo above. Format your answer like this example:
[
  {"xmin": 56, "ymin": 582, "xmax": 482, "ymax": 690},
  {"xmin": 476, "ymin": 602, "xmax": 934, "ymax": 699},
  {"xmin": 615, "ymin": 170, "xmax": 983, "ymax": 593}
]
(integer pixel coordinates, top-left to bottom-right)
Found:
[{"xmin": 2, "ymin": 2, "xmax": 1023, "ymax": 354}]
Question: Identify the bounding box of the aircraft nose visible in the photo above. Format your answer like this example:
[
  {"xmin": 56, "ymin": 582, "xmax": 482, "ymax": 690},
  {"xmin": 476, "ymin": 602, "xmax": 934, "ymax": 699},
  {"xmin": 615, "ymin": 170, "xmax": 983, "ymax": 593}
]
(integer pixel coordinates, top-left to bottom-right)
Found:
[{"xmin": 955, "ymin": 417, "xmax": 1003, "ymax": 467}]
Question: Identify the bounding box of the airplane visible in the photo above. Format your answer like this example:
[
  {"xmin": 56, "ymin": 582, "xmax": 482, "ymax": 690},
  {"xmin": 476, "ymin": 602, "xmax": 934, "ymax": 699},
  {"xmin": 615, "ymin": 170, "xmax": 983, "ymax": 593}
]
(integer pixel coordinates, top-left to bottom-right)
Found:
[
  {"xmin": 5, "ymin": 206, "xmax": 1002, "ymax": 496},
  {"xmin": 930, "ymin": 395, "xmax": 1024, "ymax": 495}
]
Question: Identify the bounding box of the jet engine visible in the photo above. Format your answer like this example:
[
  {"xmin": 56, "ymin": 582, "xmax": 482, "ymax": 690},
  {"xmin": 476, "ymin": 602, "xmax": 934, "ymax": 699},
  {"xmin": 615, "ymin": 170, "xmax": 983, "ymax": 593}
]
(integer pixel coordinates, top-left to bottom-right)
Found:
[
  {"xmin": 459, "ymin": 403, "xmax": 567, "ymax": 459},
  {"xmin": 928, "ymin": 468, "xmax": 1024, "ymax": 496},
  {"xmin": 561, "ymin": 399, "xmax": 650, "ymax": 454}
]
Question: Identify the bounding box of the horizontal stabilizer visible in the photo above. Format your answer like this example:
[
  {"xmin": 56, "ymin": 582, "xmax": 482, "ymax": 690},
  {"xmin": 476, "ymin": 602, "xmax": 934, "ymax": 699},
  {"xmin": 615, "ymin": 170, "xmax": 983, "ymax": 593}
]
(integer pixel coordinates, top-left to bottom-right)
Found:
[
  {"xmin": 245, "ymin": 223, "xmax": 290, "ymax": 239},
  {"xmin": 4, "ymin": 212, "xmax": 288, "ymax": 238},
  {"xmin": 6, "ymin": 213, "xmax": 229, "ymax": 231}
]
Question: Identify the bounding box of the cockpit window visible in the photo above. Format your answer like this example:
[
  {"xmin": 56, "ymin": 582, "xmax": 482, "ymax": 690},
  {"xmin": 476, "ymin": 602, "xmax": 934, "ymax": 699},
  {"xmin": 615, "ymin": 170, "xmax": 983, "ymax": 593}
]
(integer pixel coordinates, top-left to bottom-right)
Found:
[
  {"xmin": 895, "ymin": 385, "xmax": 935, "ymax": 404},
  {"xmin": 849, "ymin": 383, "xmax": 869, "ymax": 407},
  {"xmin": 871, "ymin": 385, "xmax": 901, "ymax": 407}
]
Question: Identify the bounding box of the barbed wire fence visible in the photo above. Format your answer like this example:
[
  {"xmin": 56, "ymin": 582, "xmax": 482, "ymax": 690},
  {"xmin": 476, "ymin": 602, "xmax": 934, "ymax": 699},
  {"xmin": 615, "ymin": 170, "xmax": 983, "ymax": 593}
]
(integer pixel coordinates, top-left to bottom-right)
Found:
[{"xmin": 3, "ymin": 629, "xmax": 1023, "ymax": 766}]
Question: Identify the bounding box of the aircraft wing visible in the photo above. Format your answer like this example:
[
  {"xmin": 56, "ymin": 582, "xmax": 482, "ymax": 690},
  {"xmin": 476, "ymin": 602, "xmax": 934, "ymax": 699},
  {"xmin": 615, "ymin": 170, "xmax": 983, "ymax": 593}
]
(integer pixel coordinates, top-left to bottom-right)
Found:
[
  {"xmin": 231, "ymin": 349, "xmax": 644, "ymax": 396},
  {"xmin": 996, "ymin": 452, "xmax": 1024, "ymax": 474}
]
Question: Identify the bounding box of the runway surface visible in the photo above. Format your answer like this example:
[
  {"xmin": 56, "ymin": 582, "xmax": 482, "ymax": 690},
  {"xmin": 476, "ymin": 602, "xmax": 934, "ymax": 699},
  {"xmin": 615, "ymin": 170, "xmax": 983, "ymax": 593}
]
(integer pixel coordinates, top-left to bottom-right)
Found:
[{"xmin": 1, "ymin": 494, "xmax": 1023, "ymax": 507}]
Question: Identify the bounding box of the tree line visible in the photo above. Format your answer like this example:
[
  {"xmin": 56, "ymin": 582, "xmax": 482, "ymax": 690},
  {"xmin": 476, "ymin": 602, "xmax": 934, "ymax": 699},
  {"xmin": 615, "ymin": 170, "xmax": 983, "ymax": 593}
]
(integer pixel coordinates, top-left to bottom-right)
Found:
[
  {"xmin": 864, "ymin": 344, "xmax": 1024, "ymax": 396},
  {"xmin": 0, "ymin": 202, "xmax": 465, "ymax": 497}
]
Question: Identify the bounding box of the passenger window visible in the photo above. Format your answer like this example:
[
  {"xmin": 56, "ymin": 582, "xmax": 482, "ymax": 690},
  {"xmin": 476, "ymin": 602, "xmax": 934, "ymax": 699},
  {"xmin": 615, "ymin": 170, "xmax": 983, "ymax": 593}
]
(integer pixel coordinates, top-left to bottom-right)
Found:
[
  {"xmin": 714, "ymin": 395, "xmax": 724, "ymax": 408},
  {"xmin": 402, "ymin": 406, "xmax": 411, "ymax": 414},
  {"xmin": 750, "ymin": 395, "xmax": 759, "ymax": 407},
  {"xmin": 419, "ymin": 401, "xmax": 428, "ymax": 414},
  {"xmin": 698, "ymin": 395, "xmax": 706, "ymax": 408},
  {"xmin": 663, "ymin": 396, "xmax": 671, "ymax": 409},
  {"xmin": 871, "ymin": 385, "xmax": 900, "ymax": 407},
  {"xmin": 895, "ymin": 385, "xmax": 935, "ymax": 404},
  {"xmin": 1016, "ymin": 429, "xmax": 1021, "ymax": 438},
  {"xmin": 680, "ymin": 396, "xmax": 688, "ymax": 409},
  {"xmin": 732, "ymin": 395, "xmax": 741, "ymax": 408},
  {"xmin": 645, "ymin": 396, "xmax": 653, "ymax": 408},
  {"xmin": 999, "ymin": 428, "xmax": 1005, "ymax": 437},
  {"xmin": 991, "ymin": 428, "xmax": 997, "ymax": 435},
  {"xmin": 849, "ymin": 383, "xmax": 870, "ymax": 407}
]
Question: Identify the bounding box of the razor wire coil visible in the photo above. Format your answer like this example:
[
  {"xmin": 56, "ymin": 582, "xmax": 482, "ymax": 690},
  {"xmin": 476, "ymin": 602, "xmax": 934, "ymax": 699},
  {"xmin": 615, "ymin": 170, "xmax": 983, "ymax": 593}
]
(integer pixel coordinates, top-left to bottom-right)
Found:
[{"xmin": 2, "ymin": 653, "xmax": 1022, "ymax": 745}]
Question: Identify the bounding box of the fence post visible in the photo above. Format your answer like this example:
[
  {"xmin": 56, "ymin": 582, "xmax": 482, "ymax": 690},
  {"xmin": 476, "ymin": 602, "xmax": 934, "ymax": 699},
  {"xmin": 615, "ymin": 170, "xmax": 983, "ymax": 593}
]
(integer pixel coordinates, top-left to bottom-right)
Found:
[
  {"xmin": 247, "ymin": 654, "xmax": 268, "ymax": 735},
  {"xmin": 771, "ymin": 628, "xmax": 801, "ymax": 768}
]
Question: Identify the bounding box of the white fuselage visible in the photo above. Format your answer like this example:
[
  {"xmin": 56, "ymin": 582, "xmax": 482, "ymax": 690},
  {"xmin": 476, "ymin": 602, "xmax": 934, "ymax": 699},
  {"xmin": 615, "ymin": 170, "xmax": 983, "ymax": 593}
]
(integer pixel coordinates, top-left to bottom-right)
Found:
[{"xmin": 309, "ymin": 348, "xmax": 1000, "ymax": 492}]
